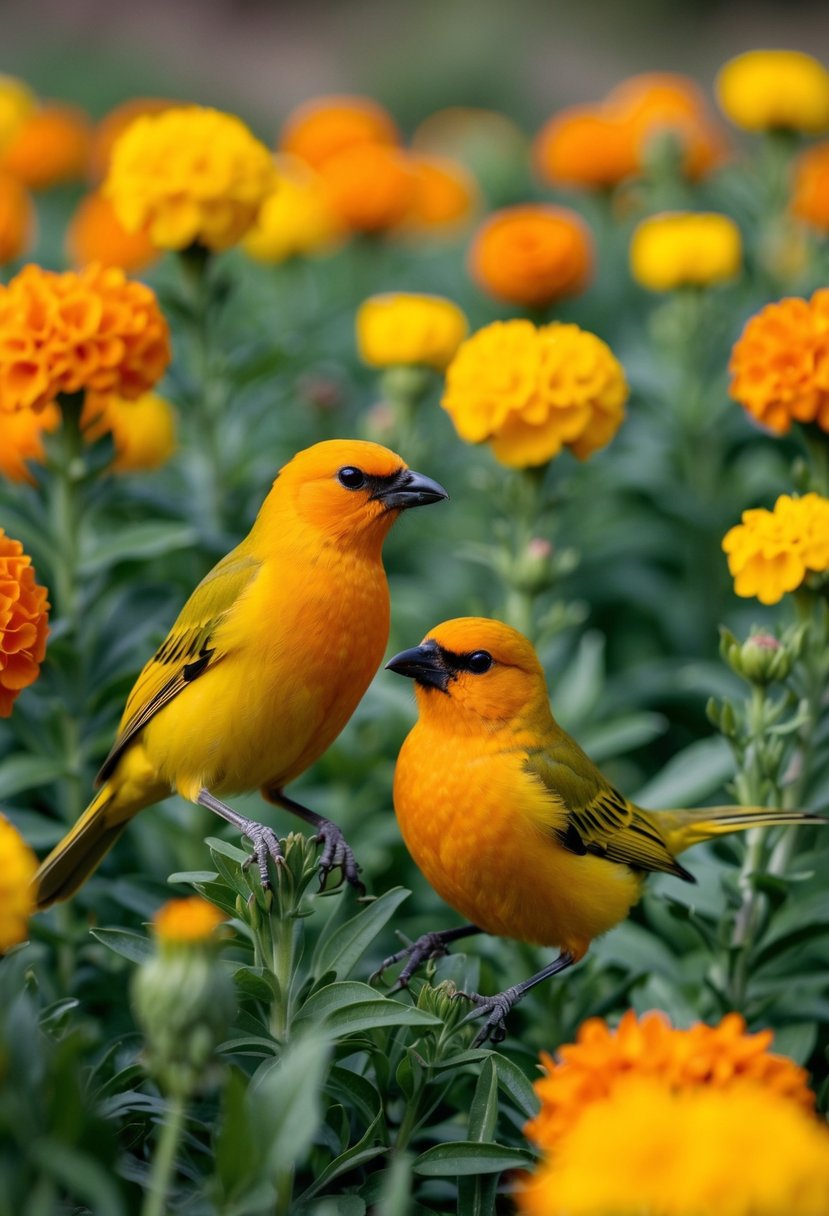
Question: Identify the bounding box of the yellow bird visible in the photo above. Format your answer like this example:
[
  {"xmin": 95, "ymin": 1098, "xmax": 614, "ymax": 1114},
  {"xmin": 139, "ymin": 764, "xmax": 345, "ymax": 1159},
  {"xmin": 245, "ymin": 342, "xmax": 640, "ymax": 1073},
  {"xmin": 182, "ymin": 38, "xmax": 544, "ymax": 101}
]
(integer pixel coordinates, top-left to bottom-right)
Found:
[
  {"xmin": 382, "ymin": 617, "xmax": 824, "ymax": 1042},
  {"xmin": 35, "ymin": 439, "xmax": 447, "ymax": 907}
]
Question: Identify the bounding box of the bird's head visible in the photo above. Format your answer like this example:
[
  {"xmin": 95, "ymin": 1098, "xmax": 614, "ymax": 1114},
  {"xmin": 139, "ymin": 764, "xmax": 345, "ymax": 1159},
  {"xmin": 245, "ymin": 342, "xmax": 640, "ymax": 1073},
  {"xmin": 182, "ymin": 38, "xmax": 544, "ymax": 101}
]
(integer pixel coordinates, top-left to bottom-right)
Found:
[
  {"xmin": 260, "ymin": 439, "xmax": 447, "ymax": 548},
  {"xmin": 387, "ymin": 617, "xmax": 550, "ymax": 728}
]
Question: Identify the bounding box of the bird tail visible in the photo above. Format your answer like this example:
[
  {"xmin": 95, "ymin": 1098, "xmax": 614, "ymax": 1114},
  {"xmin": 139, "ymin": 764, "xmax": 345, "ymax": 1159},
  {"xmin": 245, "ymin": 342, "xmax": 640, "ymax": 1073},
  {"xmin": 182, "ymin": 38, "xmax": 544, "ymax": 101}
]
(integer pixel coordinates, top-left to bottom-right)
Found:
[
  {"xmin": 35, "ymin": 783, "xmax": 128, "ymax": 909},
  {"xmin": 660, "ymin": 805, "xmax": 826, "ymax": 856}
]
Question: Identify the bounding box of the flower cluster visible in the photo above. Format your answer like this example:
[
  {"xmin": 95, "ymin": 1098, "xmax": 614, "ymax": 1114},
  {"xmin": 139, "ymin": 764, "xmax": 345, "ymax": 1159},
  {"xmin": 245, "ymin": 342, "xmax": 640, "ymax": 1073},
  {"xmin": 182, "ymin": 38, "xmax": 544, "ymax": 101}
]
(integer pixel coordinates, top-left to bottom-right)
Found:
[
  {"xmin": 106, "ymin": 105, "xmax": 276, "ymax": 251},
  {"xmin": 469, "ymin": 204, "xmax": 593, "ymax": 308},
  {"xmin": 0, "ymin": 813, "xmax": 38, "ymax": 951},
  {"xmin": 518, "ymin": 1011, "xmax": 829, "ymax": 1216},
  {"xmin": 722, "ymin": 492, "xmax": 829, "ymax": 604},
  {"xmin": 0, "ymin": 529, "xmax": 49, "ymax": 717},
  {"xmin": 356, "ymin": 293, "xmax": 468, "ymax": 371},
  {"xmin": 630, "ymin": 211, "xmax": 742, "ymax": 291},
  {"xmin": 717, "ymin": 49, "xmax": 829, "ymax": 133},
  {"xmin": 442, "ymin": 318, "xmax": 627, "ymax": 468},
  {"xmin": 729, "ymin": 290, "xmax": 829, "ymax": 435},
  {"xmin": 0, "ymin": 263, "xmax": 171, "ymax": 415}
]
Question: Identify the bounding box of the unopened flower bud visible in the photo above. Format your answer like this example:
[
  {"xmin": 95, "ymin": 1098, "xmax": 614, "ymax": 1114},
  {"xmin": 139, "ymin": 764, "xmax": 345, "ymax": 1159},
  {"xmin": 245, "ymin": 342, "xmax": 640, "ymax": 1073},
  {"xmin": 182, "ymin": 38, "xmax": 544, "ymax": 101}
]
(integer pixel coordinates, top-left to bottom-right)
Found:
[
  {"xmin": 381, "ymin": 364, "xmax": 435, "ymax": 408},
  {"xmin": 738, "ymin": 632, "xmax": 792, "ymax": 685},
  {"xmin": 510, "ymin": 537, "xmax": 555, "ymax": 594},
  {"xmin": 416, "ymin": 980, "xmax": 466, "ymax": 1030}
]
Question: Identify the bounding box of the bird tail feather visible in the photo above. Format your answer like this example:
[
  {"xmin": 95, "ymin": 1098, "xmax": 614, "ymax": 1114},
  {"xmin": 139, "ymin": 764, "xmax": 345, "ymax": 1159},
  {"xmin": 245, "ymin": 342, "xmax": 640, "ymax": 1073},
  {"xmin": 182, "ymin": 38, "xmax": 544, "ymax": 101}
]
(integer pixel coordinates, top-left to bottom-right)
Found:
[
  {"xmin": 35, "ymin": 783, "xmax": 127, "ymax": 909},
  {"xmin": 661, "ymin": 805, "xmax": 825, "ymax": 856}
]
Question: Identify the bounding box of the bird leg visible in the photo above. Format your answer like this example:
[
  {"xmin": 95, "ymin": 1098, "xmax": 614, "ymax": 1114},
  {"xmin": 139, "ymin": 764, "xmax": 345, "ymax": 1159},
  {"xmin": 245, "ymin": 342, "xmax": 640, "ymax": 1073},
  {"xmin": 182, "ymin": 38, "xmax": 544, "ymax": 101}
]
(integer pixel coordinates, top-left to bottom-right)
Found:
[
  {"xmin": 263, "ymin": 788, "xmax": 365, "ymax": 894},
  {"xmin": 197, "ymin": 788, "xmax": 284, "ymax": 891},
  {"xmin": 457, "ymin": 951, "xmax": 576, "ymax": 1046},
  {"xmin": 370, "ymin": 924, "xmax": 482, "ymax": 988}
]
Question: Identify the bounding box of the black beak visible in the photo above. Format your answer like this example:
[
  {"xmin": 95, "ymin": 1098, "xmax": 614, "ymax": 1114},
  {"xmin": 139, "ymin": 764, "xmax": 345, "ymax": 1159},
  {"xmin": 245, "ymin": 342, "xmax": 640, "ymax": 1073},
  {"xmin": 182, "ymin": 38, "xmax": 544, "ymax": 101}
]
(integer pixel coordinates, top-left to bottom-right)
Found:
[
  {"xmin": 386, "ymin": 639, "xmax": 450, "ymax": 691},
  {"xmin": 373, "ymin": 467, "xmax": 448, "ymax": 510}
]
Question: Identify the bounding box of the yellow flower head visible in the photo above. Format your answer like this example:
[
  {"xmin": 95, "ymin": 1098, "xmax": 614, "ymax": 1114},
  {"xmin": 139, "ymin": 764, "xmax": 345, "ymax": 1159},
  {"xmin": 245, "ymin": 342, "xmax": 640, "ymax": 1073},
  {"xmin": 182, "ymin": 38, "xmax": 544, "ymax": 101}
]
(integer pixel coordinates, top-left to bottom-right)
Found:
[
  {"xmin": 243, "ymin": 154, "xmax": 343, "ymax": 264},
  {"xmin": 0, "ymin": 813, "xmax": 37, "ymax": 951},
  {"xmin": 357, "ymin": 293, "xmax": 468, "ymax": 371},
  {"xmin": 723, "ymin": 492, "xmax": 829, "ymax": 604},
  {"xmin": 81, "ymin": 390, "xmax": 177, "ymax": 473},
  {"xmin": 152, "ymin": 897, "xmax": 226, "ymax": 946},
  {"xmin": 0, "ymin": 76, "xmax": 36, "ymax": 153},
  {"xmin": 442, "ymin": 319, "xmax": 627, "ymax": 468},
  {"xmin": 0, "ymin": 528, "xmax": 50, "ymax": 717},
  {"xmin": 630, "ymin": 211, "xmax": 742, "ymax": 291},
  {"xmin": 0, "ymin": 263, "xmax": 171, "ymax": 415},
  {"xmin": 105, "ymin": 106, "xmax": 276, "ymax": 251},
  {"xmin": 729, "ymin": 290, "xmax": 829, "ymax": 435},
  {"xmin": 717, "ymin": 50, "xmax": 829, "ymax": 133}
]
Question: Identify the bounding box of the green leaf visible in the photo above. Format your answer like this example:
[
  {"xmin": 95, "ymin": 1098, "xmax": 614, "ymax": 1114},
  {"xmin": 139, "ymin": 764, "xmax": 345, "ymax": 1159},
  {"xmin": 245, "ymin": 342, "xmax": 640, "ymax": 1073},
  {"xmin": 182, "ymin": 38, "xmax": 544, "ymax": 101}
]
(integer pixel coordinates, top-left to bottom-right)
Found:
[
  {"xmin": 29, "ymin": 1140, "xmax": 127, "ymax": 1216},
  {"xmin": 634, "ymin": 736, "xmax": 733, "ymax": 807},
  {"xmin": 89, "ymin": 928, "xmax": 153, "ymax": 964},
  {"xmin": 0, "ymin": 753, "xmax": 67, "ymax": 798},
  {"xmin": 296, "ymin": 981, "xmax": 383, "ymax": 1021},
  {"xmin": 215, "ymin": 1067, "xmax": 264, "ymax": 1202},
  {"xmin": 80, "ymin": 521, "xmax": 198, "ymax": 573},
  {"xmin": 320, "ymin": 1000, "xmax": 441, "ymax": 1037},
  {"xmin": 250, "ymin": 1032, "xmax": 331, "ymax": 1179},
  {"xmin": 412, "ymin": 1141, "xmax": 533, "ymax": 1176},
  {"xmin": 458, "ymin": 1058, "xmax": 500, "ymax": 1216},
  {"xmin": 298, "ymin": 1112, "xmax": 386, "ymax": 1200},
  {"xmin": 312, "ymin": 887, "xmax": 410, "ymax": 979},
  {"xmin": 167, "ymin": 870, "xmax": 220, "ymax": 885},
  {"xmin": 491, "ymin": 1053, "xmax": 541, "ymax": 1120}
]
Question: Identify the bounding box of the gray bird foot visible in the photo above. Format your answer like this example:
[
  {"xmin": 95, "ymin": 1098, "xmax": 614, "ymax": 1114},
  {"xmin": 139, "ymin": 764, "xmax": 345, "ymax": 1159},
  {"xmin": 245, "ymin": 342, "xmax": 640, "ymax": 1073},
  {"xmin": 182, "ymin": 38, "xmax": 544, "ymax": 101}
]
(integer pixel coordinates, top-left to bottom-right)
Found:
[
  {"xmin": 315, "ymin": 820, "xmax": 365, "ymax": 894},
  {"xmin": 455, "ymin": 984, "xmax": 524, "ymax": 1046},
  {"xmin": 370, "ymin": 930, "xmax": 452, "ymax": 988},
  {"xmin": 240, "ymin": 823, "xmax": 285, "ymax": 891}
]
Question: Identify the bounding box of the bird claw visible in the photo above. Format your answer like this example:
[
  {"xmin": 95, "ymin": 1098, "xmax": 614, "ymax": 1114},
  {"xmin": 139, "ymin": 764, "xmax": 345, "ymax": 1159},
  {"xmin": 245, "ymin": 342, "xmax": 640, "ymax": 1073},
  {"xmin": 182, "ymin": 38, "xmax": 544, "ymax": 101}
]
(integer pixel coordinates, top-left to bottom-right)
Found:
[
  {"xmin": 315, "ymin": 821, "xmax": 365, "ymax": 895},
  {"xmin": 241, "ymin": 824, "xmax": 285, "ymax": 891},
  {"xmin": 370, "ymin": 930, "xmax": 452, "ymax": 987},
  {"xmin": 453, "ymin": 985, "xmax": 522, "ymax": 1046}
]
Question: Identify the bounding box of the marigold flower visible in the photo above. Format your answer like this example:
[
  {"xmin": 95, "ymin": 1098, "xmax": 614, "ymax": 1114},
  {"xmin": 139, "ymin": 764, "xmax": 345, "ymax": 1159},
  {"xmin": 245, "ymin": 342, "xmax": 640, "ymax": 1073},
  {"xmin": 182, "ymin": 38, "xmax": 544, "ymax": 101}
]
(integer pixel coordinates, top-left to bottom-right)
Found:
[
  {"xmin": 243, "ymin": 154, "xmax": 342, "ymax": 263},
  {"xmin": 88, "ymin": 97, "xmax": 173, "ymax": 182},
  {"xmin": 66, "ymin": 191, "xmax": 159, "ymax": 273},
  {"xmin": 0, "ymin": 172, "xmax": 33, "ymax": 263},
  {"xmin": 401, "ymin": 153, "xmax": 478, "ymax": 233},
  {"xmin": 0, "ymin": 104, "xmax": 91, "ymax": 189},
  {"xmin": 82, "ymin": 390, "xmax": 176, "ymax": 473},
  {"xmin": 105, "ymin": 106, "xmax": 276, "ymax": 251},
  {"xmin": 0, "ymin": 814, "xmax": 38, "ymax": 951},
  {"xmin": 717, "ymin": 49, "xmax": 829, "ymax": 133},
  {"xmin": 630, "ymin": 211, "xmax": 742, "ymax": 291},
  {"xmin": 729, "ymin": 290, "xmax": 829, "ymax": 434},
  {"xmin": 535, "ymin": 105, "xmax": 635, "ymax": 190},
  {"xmin": 0, "ymin": 263, "xmax": 171, "ymax": 415},
  {"xmin": 153, "ymin": 896, "xmax": 227, "ymax": 945},
  {"xmin": 357, "ymin": 293, "xmax": 468, "ymax": 371},
  {"xmin": 791, "ymin": 141, "xmax": 829, "ymax": 231},
  {"xmin": 469, "ymin": 204, "xmax": 594, "ymax": 309},
  {"xmin": 442, "ymin": 318, "xmax": 627, "ymax": 468},
  {"xmin": 0, "ymin": 76, "xmax": 36, "ymax": 153},
  {"xmin": 722, "ymin": 493, "xmax": 829, "ymax": 605},
  {"xmin": 318, "ymin": 142, "xmax": 415, "ymax": 233},
  {"xmin": 0, "ymin": 529, "xmax": 49, "ymax": 717},
  {"xmin": 280, "ymin": 94, "xmax": 398, "ymax": 170},
  {"xmin": 0, "ymin": 402, "xmax": 59, "ymax": 482}
]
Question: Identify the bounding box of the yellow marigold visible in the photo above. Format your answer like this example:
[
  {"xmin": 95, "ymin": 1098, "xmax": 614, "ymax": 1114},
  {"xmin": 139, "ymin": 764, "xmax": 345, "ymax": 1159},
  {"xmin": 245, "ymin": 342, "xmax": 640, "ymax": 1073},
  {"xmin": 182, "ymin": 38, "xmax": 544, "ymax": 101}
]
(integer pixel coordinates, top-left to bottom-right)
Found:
[
  {"xmin": 469, "ymin": 204, "xmax": 594, "ymax": 309},
  {"xmin": 717, "ymin": 50, "xmax": 829, "ymax": 133},
  {"xmin": 356, "ymin": 293, "xmax": 468, "ymax": 371},
  {"xmin": 0, "ymin": 402, "xmax": 59, "ymax": 482},
  {"xmin": 105, "ymin": 106, "xmax": 276, "ymax": 251},
  {"xmin": 791, "ymin": 141, "xmax": 829, "ymax": 232},
  {"xmin": 66, "ymin": 191, "xmax": 159, "ymax": 273},
  {"xmin": 517, "ymin": 1077, "xmax": 829, "ymax": 1216},
  {"xmin": 88, "ymin": 97, "xmax": 174, "ymax": 182},
  {"xmin": 0, "ymin": 104, "xmax": 92, "ymax": 190},
  {"xmin": 0, "ymin": 76, "xmax": 36, "ymax": 154},
  {"xmin": 81, "ymin": 390, "xmax": 176, "ymax": 473},
  {"xmin": 318, "ymin": 142, "xmax": 416, "ymax": 234},
  {"xmin": 442, "ymin": 319, "xmax": 627, "ymax": 468},
  {"xmin": 279, "ymin": 94, "xmax": 398, "ymax": 170},
  {"xmin": 243, "ymin": 154, "xmax": 343, "ymax": 264},
  {"xmin": 722, "ymin": 492, "xmax": 829, "ymax": 604},
  {"xmin": 0, "ymin": 172, "xmax": 33, "ymax": 264},
  {"xmin": 630, "ymin": 211, "xmax": 742, "ymax": 291},
  {"xmin": 729, "ymin": 290, "xmax": 829, "ymax": 435},
  {"xmin": 0, "ymin": 263, "xmax": 171, "ymax": 415},
  {"xmin": 153, "ymin": 897, "xmax": 227, "ymax": 945},
  {"xmin": 401, "ymin": 153, "xmax": 478, "ymax": 234},
  {"xmin": 0, "ymin": 814, "xmax": 37, "ymax": 951},
  {"xmin": 0, "ymin": 529, "xmax": 49, "ymax": 717}
]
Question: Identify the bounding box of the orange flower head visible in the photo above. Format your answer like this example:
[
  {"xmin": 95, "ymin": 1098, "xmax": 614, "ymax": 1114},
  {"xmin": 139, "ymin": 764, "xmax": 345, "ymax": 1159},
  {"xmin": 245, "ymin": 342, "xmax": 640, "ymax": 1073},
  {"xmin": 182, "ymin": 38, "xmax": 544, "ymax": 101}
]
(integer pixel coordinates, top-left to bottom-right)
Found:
[
  {"xmin": 791, "ymin": 141, "xmax": 829, "ymax": 232},
  {"xmin": 0, "ymin": 76, "xmax": 36, "ymax": 153},
  {"xmin": 66, "ymin": 191, "xmax": 159, "ymax": 273},
  {"xmin": 729, "ymin": 290, "xmax": 829, "ymax": 435},
  {"xmin": 153, "ymin": 896, "xmax": 227, "ymax": 946},
  {"xmin": 0, "ymin": 263, "xmax": 171, "ymax": 415},
  {"xmin": 401, "ymin": 153, "xmax": 479, "ymax": 234},
  {"xmin": 0, "ymin": 813, "xmax": 38, "ymax": 951},
  {"xmin": 279, "ymin": 94, "xmax": 398, "ymax": 170},
  {"xmin": 535, "ymin": 105, "xmax": 637, "ymax": 190},
  {"xmin": 0, "ymin": 402, "xmax": 59, "ymax": 482},
  {"xmin": 717, "ymin": 50, "xmax": 829, "ymax": 133},
  {"xmin": 1, "ymin": 104, "xmax": 91, "ymax": 190},
  {"xmin": 0, "ymin": 172, "xmax": 33, "ymax": 263},
  {"xmin": 88, "ymin": 97, "xmax": 174, "ymax": 182},
  {"xmin": 81, "ymin": 390, "xmax": 176, "ymax": 473},
  {"xmin": 723, "ymin": 493, "xmax": 829, "ymax": 604},
  {"xmin": 0, "ymin": 529, "xmax": 49, "ymax": 717},
  {"xmin": 243, "ymin": 154, "xmax": 343, "ymax": 263},
  {"xmin": 469, "ymin": 204, "xmax": 594, "ymax": 308},
  {"xmin": 318, "ymin": 142, "xmax": 416, "ymax": 234}
]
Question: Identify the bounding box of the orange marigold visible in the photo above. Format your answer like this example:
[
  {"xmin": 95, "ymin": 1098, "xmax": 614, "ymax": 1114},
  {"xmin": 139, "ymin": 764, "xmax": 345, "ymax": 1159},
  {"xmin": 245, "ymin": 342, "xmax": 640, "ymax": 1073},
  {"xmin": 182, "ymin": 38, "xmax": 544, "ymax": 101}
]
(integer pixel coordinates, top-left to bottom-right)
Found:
[
  {"xmin": 791, "ymin": 141, "xmax": 829, "ymax": 232},
  {"xmin": 280, "ymin": 94, "xmax": 398, "ymax": 170},
  {"xmin": 0, "ymin": 529, "xmax": 49, "ymax": 717},
  {"xmin": 469, "ymin": 204, "xmax": 594, "ymax": 308},
  {"xmin": 401, "ymin": 153, "xmax": 478, "ymax": 234},
  {"xmin": 153, "ymin": 896, "xmax": 227, "ymax": 945},
  {"xmin": 318, "ymin": 142, "xmax": 415, "ymax": 234},
  {"xmin": 0, "ymin": 103, "xmax": 91, "ymax": 190},
  {"xmin": 0, "ymin": 172, "xmax": 33, "ymax": 263},
  {"xmin": 0, "ymin": 402, "xmax": 59, "ymax": 482},
  {"xmin": 88, "ymin": 97, "xmax": 174, "ymax": 182},
  {"xmin": 0, "ymin": 813, "xmax": 38, "ymax": 951},
  {"xmin": 729, "ymin": 290, "xmax": 829, "ymax": 434},
  {"xmin": 66, "ymin": 191, "xmax": 159, "ymax": 273},
  {"xmin": 0, "ymin": 263, "xmax": 171, "ymax": 415}
]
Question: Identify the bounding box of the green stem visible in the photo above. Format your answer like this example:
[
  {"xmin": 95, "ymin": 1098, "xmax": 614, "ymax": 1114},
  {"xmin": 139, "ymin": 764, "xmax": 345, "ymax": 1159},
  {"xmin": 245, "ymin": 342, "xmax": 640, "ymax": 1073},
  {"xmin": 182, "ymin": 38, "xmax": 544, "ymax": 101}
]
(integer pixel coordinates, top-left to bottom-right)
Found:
[
  {"xmin": 269, "ymin": 918, "xmax": 296, "ymax": 1041},
  {"xmin": 142, "ymin": 1091, "xmax": 187, "ymax": 1216},
  {"xmin": 801, "ymin": 426, "xmax": 829, "ymax": 496},
  {"xmin": 501, "ymin": 464, "xmax": 549, "ymax": 638}
]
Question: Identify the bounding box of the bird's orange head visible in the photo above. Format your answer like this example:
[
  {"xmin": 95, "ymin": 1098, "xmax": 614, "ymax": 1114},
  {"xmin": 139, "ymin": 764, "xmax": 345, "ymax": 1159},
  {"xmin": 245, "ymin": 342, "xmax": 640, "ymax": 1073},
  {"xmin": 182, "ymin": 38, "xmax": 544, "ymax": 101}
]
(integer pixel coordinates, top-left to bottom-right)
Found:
[
  {"xmin": 254, "ymin": 439, "xmax": 447, "ymax": 549},
  {"xmin": 387, "ymin": 616, "xmax": 551, "ymax": 731}
]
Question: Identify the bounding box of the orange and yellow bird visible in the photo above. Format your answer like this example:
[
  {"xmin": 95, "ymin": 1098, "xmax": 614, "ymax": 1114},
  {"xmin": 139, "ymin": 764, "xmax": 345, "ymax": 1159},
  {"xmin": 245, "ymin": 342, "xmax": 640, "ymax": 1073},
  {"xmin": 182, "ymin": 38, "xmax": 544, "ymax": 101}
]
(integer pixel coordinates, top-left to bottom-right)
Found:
[
  {"xmin": 383, "ymin": 617, "xmax": 824, "ymax": 1042},
  {"xmin": 35, "ymin": 439, "xmax": 446, "ymax": 908}
]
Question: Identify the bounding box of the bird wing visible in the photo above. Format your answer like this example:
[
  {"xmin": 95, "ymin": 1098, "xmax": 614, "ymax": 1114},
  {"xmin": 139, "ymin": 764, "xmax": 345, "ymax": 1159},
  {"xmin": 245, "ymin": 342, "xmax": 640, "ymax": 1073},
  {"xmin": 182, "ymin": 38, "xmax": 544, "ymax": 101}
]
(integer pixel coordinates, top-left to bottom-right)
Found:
[
  {"xmin": 95, "ymin": 550, "xmax": 262, "ymax": 785},
  {"xmin": 525, "ymin": 744, "xmax": 694, "ymax": 881}
]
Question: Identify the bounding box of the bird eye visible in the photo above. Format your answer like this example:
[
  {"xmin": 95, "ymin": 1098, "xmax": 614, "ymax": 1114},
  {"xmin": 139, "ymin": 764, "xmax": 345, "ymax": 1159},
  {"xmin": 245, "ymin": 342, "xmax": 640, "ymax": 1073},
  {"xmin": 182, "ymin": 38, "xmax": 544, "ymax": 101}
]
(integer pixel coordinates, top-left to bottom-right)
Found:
[
  {"xmin": 467, "ymin": 650, "xmax": 493, "ymax": 674},
  {"xmin": 337, "ymin": 466, "xmax": 366, "ymax": 490}
]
